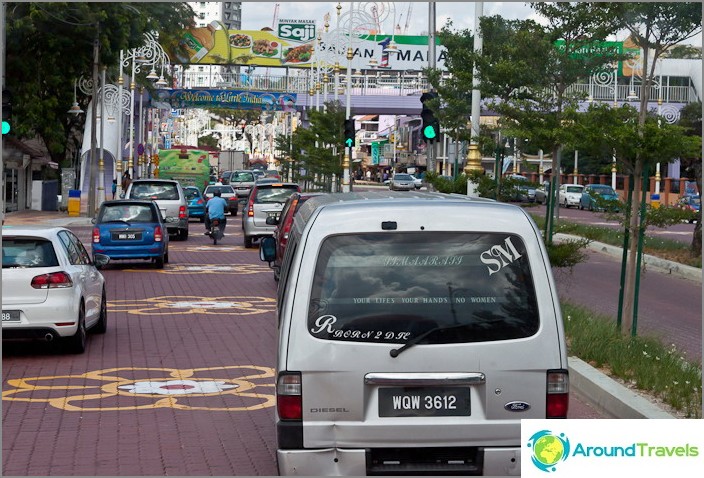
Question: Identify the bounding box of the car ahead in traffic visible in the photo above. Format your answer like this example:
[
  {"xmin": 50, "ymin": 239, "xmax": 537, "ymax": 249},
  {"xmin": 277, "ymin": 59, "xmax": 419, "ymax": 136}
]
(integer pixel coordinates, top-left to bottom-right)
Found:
[
  {"xmin": 534, "ymin": 181, "xmax": 550, "ymax": 204},
  {"xmin": 2, "ymin": 226, "xmax": 110, "ymax": 353},
  {"xmin": 388, "ymin": 173, "xmax": 415, "ymax": 191},
  {"xmin": 242, "ymin": 181, "xmax": 301, "ymax": 248},
  {"xmin": 579, "ymin": 184, "xmax": 620, "ymax": 211},
  {"xmin": 265, "ymin": 192, "xmax": 324, "ymax": 281},
  {"xmin": 91, "ymin": 200, "xmax": 170, "ymax": 269},
  {"xmin": 203, "ymin": 184, "xmax": 239, "ymax": 215},
  {"xmin": 229, "ymin": 170, "xmax": 257, "ymax": 202},
  {"xmin": 558, "ymin": 183, "xmax": 585, "ymax": 208},
  {"xmin": 258, "ymin": 191, "xmax": 569, "ymax": 476},
  {"xmin": 124, "ymin": 179, "xmax": 189, "ymax": 240},
  {"xmin": 184, "ymin": 186, "xmax": 206, "ymax": 222}
]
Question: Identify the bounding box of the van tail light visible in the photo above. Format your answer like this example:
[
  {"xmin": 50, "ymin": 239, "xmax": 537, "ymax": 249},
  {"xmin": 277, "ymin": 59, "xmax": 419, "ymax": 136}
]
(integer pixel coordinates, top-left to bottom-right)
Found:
[
  {"xmin": 277, "ymin": 372, "xmax": 302, "ymax": 420},
  {"xmin": 228, "ymin": 197, "xmax": 237, "ymax": 202},
  {"xmin": 178, "ymin": 205, "xmax": 187, "ymax": 219},
  {"xmin": 154, "ymin": 225, "xmax": 163, "ymax": 242},
  {"xmin": 93, "ymin": 227, "xmax": 100, "ymax": 243},
  {"xmin": 31, "ymin": 272, "xmax": 73, "ymax": 289},
  {"xmin": 546, "ymin": 370, "xmax": 569, "ymax": 418},
  {"xmin": 196, "ymin": 198, "xmax": 204, "ymax": 205}
]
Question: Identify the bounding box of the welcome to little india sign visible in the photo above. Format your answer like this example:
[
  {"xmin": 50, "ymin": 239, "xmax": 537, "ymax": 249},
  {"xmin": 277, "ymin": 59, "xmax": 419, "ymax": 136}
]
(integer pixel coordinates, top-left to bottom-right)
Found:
[{"xmin": 153, "ymin": 89, "xmax": 297, "ymax": 111}]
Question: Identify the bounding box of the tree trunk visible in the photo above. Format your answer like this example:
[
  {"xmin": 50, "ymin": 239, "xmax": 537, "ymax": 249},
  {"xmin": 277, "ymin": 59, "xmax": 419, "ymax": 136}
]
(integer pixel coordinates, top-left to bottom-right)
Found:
[{"xmin": 621, "ymin": 159, "xmax": 644, "ymax": 334}]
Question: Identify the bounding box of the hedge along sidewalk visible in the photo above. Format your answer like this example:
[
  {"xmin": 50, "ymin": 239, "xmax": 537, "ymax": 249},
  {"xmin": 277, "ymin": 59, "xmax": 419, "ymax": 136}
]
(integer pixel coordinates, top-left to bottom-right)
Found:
[{"xmin": 554, "ymin": 233, "xmax": 702, "ymax": 283}]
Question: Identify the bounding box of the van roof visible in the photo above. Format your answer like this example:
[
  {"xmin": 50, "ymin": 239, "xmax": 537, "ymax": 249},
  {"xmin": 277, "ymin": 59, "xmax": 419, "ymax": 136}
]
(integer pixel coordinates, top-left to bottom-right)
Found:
[{"xmin": 294, "ymin": 191, "xmax": 511, "ymax": 230}]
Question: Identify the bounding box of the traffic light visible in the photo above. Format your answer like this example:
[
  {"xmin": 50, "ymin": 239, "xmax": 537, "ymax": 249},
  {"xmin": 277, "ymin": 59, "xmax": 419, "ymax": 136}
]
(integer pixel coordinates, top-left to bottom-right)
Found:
[
  {"xmin": 2, "ymin": 89, "xmax": 12, "ymax": 136},
  {"xmin": 344, "ymin": 118, "xmax": 355, "ymax": 148},
  {"xmin": 420, "ymin": 91, "xmax": 439, "ymax": 143}
]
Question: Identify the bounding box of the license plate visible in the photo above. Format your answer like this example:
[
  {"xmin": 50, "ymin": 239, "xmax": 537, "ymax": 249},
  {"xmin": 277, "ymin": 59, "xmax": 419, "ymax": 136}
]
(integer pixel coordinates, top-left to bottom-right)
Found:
[
  {"xmin": 2, "ymin": 310, "xmax": 21, "ymax": 322},
  {"xmin": 267, "ymin": 212, "xmax": 280, "ymax": 220},
  {"xmin": 112, "ymin": 231, "xmax": 143, "ymax": 241},
  {"xmin": 378, "ymin": 387, "xmax": 470, "ymax": 417}
]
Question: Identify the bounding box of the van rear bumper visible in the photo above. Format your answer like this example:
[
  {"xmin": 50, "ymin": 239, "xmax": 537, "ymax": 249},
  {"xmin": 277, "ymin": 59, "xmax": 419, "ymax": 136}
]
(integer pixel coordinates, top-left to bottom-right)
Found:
[{"xmin": 277, "ymin": 446, "xmax": 520, "ymax": 476}]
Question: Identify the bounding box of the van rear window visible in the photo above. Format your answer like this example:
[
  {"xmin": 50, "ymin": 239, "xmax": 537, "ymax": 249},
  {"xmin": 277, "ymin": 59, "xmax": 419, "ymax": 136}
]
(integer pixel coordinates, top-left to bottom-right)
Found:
[{"xmin": 308, "ymin": 232, "xmax": 539, "ymax": 344}]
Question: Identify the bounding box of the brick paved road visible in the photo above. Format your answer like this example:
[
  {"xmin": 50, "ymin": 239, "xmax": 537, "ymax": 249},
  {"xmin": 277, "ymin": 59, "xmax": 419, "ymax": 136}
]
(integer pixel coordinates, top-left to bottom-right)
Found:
[{"xmin": 2, "ymin": 212, "xmax": 609, "ymax": 476}]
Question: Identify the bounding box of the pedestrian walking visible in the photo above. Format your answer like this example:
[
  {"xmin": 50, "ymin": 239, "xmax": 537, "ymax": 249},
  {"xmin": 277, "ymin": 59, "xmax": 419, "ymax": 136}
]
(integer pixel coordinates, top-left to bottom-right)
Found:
[
  {"xmin": 111, "ymin": 180, "xmax": 117, "ymax": 199},
  {"xmin": 121, "ymin": 172, "xmax": 131, "ymax": 193}
]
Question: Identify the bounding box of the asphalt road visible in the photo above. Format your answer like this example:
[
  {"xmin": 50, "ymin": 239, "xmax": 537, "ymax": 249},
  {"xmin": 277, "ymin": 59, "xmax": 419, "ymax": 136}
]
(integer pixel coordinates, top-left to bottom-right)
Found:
[{"xmin": 1, "ymin": 213, "xmax": 618, "ymax": 476}]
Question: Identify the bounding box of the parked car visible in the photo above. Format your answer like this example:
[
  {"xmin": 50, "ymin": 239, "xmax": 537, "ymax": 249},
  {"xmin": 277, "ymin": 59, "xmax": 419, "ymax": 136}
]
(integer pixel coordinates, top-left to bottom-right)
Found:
[
  {"xmin": 534, "ymin": 181, "xmax": 551, "ymax": 204},
  {"xmin": 242, "ymin": 181, "xmax": 301, "ymax": 248},
  {"xmin": 678, "ymin": 194, "xmax": 701, "ymax": 222},
  {"xmin": 229, "ymin": 170, "xmax": 257, "ymax": 202},
  {"xmin": 265, "ymin": 192, "xmax": 324, "ymax": 281},
  {"xmin": 506, "ymin": 174, "xmax": 536, "ymax": 203},
  {"xmin": 579, "ymin": 184, "xmax": 620, "ymax": 211},
  {"xmin": 124, "ymin": 179, "xmax": 189, "ymax": 240},
  {"xmin": 388, "ymin": 173, "xmax": 416, "ymax": 191},
  {"xmin": 558, "ymin": 184, "xmax": 585, "ymax": 208},
  {"xmin": 203, "ymin": 184, "xmax": 239, "ymax": 215},
  {"xmin": 184, "ymin": 186, "xmax": 206, "ymax": 222},
  {"xmin": 91, "ymin": 200, "xmax": 170, "ymax": 269},
  {"xmin": 259, "ymin": 192, "xmax": 569, "ymax": 476},
  {"xmin": 2, "ymin": 226, "xmax": 110, "ymax": 353}
]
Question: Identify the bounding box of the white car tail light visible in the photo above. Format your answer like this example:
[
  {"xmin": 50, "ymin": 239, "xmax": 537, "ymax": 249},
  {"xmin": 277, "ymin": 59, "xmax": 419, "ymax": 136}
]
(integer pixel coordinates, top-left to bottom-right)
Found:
[{"xmin": 31, "ymin": 272, "xmax": 73, "ymax": 289}]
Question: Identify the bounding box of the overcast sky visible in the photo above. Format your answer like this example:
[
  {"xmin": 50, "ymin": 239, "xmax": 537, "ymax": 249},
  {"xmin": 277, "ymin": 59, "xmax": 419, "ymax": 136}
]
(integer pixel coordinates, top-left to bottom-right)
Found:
[{"xmin": 239, "ymin": 2, "xmax": 702, "ymax": 45}]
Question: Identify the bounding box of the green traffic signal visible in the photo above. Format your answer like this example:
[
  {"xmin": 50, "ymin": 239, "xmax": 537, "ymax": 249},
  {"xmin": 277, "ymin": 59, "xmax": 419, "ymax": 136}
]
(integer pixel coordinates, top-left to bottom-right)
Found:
[
  {"xmin": 2, "ymin": 121, "xmax": 10, "ymax": 135},
  {"xmin": 345, "ymin": 138, "xmax": 353, "ymax": 147},
  {"xmin": 422, "ymin": 124, "xmax": 436, "ymax": 140}
]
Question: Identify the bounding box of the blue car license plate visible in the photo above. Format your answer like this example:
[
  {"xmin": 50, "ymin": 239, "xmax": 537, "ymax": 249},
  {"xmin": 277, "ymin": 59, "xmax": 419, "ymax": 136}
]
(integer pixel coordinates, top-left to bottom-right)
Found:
[
  {"xmin": 378, "ymin": 387, "xmax": 471, "ymax": 417},
  {"xmin": 111, "ymin": 231, "xmax": 143, "ymax": 241}
]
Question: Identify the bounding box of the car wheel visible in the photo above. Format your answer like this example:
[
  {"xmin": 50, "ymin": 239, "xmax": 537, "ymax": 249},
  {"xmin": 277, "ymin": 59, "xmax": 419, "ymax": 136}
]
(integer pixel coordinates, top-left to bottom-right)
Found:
[
  {"xmin": 181, "ymin": 228, "xmax": 189, "ymax": 241},
  {"xmin": 155, "ymin": 254, "xmax": 165, "ymax": 269},
  {"xmin": 199, "ymin": 216, "xmax": 205, "ymax": 223},
  {"xmin": 274, "ymin": 266, "xmax": 280, "ymax": 282},
  {"xmin": 66, "ymin": 303, "xmax": 87, "ymax": 354},
  {"xmin": 244, "ymin": 235, "xmax": 253, "ymax": 248},
  {"xmin": 164, "ymin": 248, "xmax": 169, "ymax": 264},
  {"xmin": 93, "ymin": 289, "xmax": 108, "ymax": 334},
  {"xmin": 589, "ymin": 202, "xmax": 594, "ymax": 211}
]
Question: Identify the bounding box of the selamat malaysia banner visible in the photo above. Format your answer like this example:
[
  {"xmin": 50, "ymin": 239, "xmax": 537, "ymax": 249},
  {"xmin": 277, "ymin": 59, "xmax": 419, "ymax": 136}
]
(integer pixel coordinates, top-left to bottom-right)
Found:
[
  {"xmin": 168, "ymin": 20, "xmax": 448, "ymax": 70},
  {"xmin": 521, "ymin": 420, "xmax": 703, "ymax": 476}
]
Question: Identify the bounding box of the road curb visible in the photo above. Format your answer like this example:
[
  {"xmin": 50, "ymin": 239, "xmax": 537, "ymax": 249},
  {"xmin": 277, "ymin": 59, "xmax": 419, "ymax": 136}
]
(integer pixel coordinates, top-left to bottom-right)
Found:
[
  {"xmin": 554, "ymin": 233, "xmax": 702, "ymax": 283},
  {"xmin": 569, "ymin": 357, "xmax": 675, "ymax": 418}
]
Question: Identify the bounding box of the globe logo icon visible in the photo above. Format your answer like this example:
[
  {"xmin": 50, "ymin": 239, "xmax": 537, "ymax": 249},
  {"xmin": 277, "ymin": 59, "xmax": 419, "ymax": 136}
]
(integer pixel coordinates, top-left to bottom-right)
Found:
[{"xmin": 526, "ymin": 430, "xmax": 570, "ymax": 472}]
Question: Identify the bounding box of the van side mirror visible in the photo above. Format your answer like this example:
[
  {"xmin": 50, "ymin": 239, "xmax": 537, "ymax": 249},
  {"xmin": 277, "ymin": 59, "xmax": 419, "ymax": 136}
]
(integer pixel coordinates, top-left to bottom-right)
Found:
[{"xmin": 259, "ymin": 236, "xmax": 276, "ymax": 263}]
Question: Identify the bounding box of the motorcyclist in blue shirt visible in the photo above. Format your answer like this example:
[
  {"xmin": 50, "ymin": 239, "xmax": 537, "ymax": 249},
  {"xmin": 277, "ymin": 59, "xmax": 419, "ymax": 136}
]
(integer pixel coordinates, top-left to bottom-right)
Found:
[{"xmin": 205, "ymin": 189, "xmax": 228, "ymax": 234}]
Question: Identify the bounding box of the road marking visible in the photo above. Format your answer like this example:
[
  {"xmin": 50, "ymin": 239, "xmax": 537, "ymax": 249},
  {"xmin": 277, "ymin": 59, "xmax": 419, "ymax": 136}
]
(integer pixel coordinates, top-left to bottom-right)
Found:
[
  {"xmin": 122, "ymin": 263, "xmax": 269, "ymax": 274},
  {"xmin": 108, "ymin": 295, "xmax": 276, "ymax": 316},
  {"xmin": 2, "ymin": 366, "xmax": 275, "ymax": 411}
]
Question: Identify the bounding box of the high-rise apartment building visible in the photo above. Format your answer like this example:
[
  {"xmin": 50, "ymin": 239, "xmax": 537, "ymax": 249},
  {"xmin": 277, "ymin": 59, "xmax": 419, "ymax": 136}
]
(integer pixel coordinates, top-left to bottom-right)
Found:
[{"xmin": 189, "ymin": 2, "xmax": 242, "ymax": 29}]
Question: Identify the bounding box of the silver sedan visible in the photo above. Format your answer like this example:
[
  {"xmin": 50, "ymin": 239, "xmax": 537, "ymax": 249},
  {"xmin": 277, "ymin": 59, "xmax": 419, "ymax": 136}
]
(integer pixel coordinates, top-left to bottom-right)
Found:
[{"xmin": 388, "ymin": 173, "xmax": 416, "ymax": 191}]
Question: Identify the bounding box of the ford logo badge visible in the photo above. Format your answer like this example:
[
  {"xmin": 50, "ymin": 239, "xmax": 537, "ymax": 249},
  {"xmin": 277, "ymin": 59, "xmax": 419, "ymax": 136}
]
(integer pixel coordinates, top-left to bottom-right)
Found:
[{"xmin": 504, "ymin": 401, "xmax": 531, "ymax": 412}]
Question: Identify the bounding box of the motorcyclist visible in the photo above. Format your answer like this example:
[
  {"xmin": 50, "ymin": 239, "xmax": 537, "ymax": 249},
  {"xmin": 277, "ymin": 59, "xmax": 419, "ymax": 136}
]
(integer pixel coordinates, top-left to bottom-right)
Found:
[{"xmin": 205, "ymin": 189, "xmax": 227, "ymax": 235}]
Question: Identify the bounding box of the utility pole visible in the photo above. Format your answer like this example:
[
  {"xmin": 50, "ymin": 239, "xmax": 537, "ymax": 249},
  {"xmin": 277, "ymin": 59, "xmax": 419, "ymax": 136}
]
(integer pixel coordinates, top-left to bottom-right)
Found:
[
  {"xmin": 1, "ymin": 2, "xmax": 6, "ymax": 220},
  {"xmin": 87, "ymin": 24, "xmax": 100, "ymax": 218},
  {"xmin": 427, "ymin": 2, "xmax": 436, "ymax": 176}
]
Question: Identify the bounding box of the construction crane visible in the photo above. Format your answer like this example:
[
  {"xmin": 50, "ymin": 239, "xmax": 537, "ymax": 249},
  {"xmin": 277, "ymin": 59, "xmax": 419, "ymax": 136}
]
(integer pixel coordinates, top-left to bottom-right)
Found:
[
  {"xmin": 272, "ymin": 3, "xmax": 280, "ymax": 29},
  {"xmin": 403, "ymin": 2, "xmax": 413, "ymax": 34}
]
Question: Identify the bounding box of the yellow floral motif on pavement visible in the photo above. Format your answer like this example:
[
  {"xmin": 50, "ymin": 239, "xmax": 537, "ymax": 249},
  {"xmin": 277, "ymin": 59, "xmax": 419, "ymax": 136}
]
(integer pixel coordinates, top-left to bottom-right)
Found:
[
  {"xmin": 108, "ymin": 295, "xmax": 276, "ymax": 316},
  {"xmin": 124, "ymin": 263, "xmax": 269, "ymax": 274},
  {"xmin": 2, "ymin": 366, "xmax": 275, "ymax": 411}
]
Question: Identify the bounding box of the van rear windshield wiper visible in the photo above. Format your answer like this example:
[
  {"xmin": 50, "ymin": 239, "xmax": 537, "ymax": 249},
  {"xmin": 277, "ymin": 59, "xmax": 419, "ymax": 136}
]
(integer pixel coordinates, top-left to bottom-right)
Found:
[{"xmin": 390, "ymin": 322, "xmax": 469, "ymax": 358}]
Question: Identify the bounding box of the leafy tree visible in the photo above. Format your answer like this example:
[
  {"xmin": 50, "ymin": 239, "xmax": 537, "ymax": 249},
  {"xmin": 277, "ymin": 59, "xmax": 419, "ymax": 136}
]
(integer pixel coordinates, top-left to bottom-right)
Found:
[
  {"xmin": 665, "ymin": 44, "xmax": 702, "ymax": 59},
  {"xmin": 677, "ymin": 101, "xmax": 703, "ymax": 254},
  {"xmin": 594, "ymin": 2, "xmax": 702, "ymax": 334},
  {"xmin": 5, "ymin": 2, "xmax": 194, "ymax": 166}
]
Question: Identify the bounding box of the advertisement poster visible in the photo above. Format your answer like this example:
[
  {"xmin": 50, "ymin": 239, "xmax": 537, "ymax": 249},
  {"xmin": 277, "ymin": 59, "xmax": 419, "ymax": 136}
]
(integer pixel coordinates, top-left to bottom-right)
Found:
[{"xmin": 153, "ymin": 89, "xmax": 297, "ymax": 112}]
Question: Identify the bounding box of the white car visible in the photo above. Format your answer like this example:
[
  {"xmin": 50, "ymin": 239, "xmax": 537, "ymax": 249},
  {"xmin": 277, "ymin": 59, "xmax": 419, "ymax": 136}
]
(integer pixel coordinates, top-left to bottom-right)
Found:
[
  {"xmin": 410, "ymin": 174, "xmax": 423, "ymax": 189},
  {"xmin": 2, "ymin": 226, "xmax": 110, "ymax": 353},
  {"xmin": 558, "ymin": 184, "xmax": 585, "ymax": 208}
]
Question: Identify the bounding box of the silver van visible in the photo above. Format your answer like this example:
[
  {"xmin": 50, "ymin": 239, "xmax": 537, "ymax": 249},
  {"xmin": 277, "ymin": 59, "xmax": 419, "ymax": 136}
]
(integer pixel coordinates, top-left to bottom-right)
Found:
[
  {"xmin": 260, "ymin": 191, "xmax": 569, "ymax": 476},
  {"xmin": 124, "ymin": 179, "xmax": 189, "ymax": 240}
]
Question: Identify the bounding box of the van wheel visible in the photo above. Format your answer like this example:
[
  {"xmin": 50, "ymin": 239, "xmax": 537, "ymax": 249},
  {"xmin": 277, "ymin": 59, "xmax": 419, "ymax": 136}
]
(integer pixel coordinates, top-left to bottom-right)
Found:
[
  {"xmin": 164, "ymin": 248, "xmax": 169, "ymax": 264},
  {"xmin": 244, "ymin": 235, "xmax": 253, "ymax": 248}
]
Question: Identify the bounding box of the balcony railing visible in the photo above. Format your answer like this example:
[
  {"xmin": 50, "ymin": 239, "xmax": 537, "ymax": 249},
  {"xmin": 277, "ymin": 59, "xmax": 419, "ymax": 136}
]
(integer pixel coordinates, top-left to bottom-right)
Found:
[{"xmin": 175, "ymin": 70, "xmax": 698, "ymax": 103}]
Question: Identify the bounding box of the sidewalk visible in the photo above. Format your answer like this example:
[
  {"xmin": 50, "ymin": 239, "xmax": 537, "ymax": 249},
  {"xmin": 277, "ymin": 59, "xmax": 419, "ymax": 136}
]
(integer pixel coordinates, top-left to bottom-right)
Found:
[{"xmin": 2, "ymin": 208, "xmax": 686, "ymax": 418}]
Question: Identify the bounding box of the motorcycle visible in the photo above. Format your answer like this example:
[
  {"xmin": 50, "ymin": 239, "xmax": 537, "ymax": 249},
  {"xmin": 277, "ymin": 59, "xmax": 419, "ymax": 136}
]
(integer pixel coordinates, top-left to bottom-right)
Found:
[{"xmin": 209, "ymin": 218, "xmax": 225, "ymax": 244}]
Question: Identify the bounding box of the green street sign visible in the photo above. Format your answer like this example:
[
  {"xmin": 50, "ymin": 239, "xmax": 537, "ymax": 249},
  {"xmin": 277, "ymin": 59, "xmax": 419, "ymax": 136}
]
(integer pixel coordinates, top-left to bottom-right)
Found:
[
  {"xmin": 345, "ymin": 138, "xmax": 353, "ymax": 147},
  {"xmin": 423, "ymin": 125, "xmax": 436, "ymax": 139},
  {"xmin": 2, "ymin": 121, "xmax": 10, "ymax": 135}
]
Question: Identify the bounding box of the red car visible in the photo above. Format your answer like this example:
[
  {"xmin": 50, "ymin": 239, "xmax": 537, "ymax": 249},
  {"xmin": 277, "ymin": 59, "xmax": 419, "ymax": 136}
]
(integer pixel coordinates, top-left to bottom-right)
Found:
[{"xmin": 269, "ymin": 192, "xmax": 324, "ymax": 281}]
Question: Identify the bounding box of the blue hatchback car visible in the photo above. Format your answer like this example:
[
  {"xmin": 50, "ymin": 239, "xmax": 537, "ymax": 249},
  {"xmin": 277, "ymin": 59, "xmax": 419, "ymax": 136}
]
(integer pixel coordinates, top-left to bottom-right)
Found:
[
  {"xmin": 184, "ymin": 186, "xmax": 206, "ymax": 222},
  {"xmin": 91, "ymin": 200, "xmax": 169, "ymax": 268}
]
